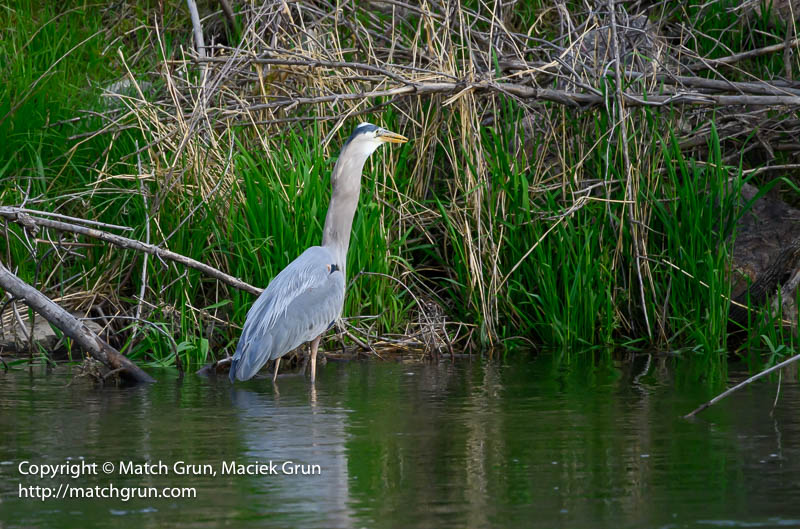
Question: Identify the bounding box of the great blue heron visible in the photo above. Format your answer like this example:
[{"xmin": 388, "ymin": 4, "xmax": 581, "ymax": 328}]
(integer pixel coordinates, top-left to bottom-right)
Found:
[{"xmin": 229, "ymin": 123, "xmax": 408, "ymax": 384}]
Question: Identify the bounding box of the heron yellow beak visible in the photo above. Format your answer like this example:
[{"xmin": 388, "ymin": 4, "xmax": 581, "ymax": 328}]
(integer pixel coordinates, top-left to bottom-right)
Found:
[{"xmin": 377, "ymin": 129, "xmax": 408, "ymax": 144}]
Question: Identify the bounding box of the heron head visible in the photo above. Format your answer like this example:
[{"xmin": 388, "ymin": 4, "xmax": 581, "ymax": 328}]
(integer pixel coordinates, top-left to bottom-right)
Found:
[{"xmin": 343, "ymin": 123, "xmax": 408, "ymax": 158}]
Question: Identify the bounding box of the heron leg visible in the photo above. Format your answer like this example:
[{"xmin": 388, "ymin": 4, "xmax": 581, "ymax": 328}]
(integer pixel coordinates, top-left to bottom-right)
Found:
[
  {"xmin": 310, "ymin": 335, "xmax": 321, "ymax": 384},
  {"xmin": 273, "ymin": 357, "xmax": 280, "ymax": 382}
]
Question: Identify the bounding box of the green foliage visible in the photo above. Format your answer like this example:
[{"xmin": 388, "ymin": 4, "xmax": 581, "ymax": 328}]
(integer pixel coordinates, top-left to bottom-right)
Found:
[{"xmin": 1, "ymin": 0, "xmax": 798, "ymax": 376}]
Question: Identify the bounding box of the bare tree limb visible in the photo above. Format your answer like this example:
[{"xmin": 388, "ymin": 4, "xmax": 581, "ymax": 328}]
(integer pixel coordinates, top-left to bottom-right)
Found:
[
  {"xmin": 0, "ymin": 262, "xmax": 155, "ymax": 383},
  {"xmin": 0, "ymin": 207, "xmax": 263, "ymax": 296},
  {"xmin": 230, "ymin": 80, "xmax": 800, "ymax": 115},
  {"xmin": 684, "ymin": 354, "xmax": 800, "ymax": 418}
]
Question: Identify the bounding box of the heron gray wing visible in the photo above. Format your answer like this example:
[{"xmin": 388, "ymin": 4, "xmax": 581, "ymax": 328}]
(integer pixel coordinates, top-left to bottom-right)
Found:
[{"xmin": 229, "ymin": 246, "xmax": 345, "ymax": 381}]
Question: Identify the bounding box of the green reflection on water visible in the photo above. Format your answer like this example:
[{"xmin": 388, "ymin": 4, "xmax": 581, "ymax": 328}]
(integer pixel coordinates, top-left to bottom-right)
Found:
[{"xmin": 1, "ymin": 355, "xmax": 798, "ymax": 529}]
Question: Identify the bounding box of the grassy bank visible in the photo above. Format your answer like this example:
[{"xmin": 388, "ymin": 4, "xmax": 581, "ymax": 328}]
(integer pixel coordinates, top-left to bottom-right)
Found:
[{"xmin": 1, "ymin": 1, "xmax": 798, "ymax": 373}]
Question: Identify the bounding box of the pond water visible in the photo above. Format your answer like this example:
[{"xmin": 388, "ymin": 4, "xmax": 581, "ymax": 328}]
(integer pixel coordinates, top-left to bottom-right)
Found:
[{"xmin": 1, "ymin": 356, "xmax": 799, "ymax": 528}]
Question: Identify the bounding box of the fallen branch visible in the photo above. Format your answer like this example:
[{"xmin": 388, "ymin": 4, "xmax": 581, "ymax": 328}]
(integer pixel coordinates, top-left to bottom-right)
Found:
[
  {"xmin": 683, "ymin": 353, "xmax": 800, "ymax": 418},
  {"xmin": 0, "ymin": 262, "xmax": 155, "ymax": 383},
  {"xmin": 230, "ymin": 80, "xmax": 800, "ymax": 115},
  {"xmin": 0, "ymin": 207, "xmax": 263, "ymax": 297}
]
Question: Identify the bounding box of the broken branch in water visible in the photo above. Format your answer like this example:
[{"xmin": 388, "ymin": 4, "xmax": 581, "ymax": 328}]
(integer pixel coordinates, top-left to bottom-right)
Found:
[
  {"xmin": 0, "ymin": 207, "xmax": 262, "ymax": 296},
  {"xmin": 683, "ymin": 353, "xmax": 800, "ymax": 418},
  {"xmin": 0, "ymin": 261, "xmax": 154, "ymax": 383}
]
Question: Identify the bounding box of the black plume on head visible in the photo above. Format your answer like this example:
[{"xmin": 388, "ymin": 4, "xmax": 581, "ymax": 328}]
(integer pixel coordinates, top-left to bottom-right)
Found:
[{"xmin": 344, "ymin": 123, "xmax": 379, "ymax": 146}]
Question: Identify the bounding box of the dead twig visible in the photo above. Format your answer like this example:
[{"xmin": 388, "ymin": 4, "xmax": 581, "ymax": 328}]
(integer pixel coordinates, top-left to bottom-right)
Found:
[
  {"xmin": 688, "ymin": 38, "xmax": 800, "ymax": 72},
  {"xmin": 6, "ymin": 207, "xmax": 134, "ymax": 231},
  {"xmin": 134, "ymin": 141, "xmax": 149, "ymax": 341}
]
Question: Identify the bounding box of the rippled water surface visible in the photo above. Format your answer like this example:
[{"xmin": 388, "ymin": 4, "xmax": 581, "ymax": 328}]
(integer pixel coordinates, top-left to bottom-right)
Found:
[{"xmin": 2, "ymin": 356, "xmax": 800, "ymax": 528}]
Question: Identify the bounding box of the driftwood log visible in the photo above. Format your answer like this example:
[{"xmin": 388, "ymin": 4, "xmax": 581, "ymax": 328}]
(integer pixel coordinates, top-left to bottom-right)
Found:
[{"xmin": 0, "ymin": 262, "xmax": 154, "ymax": 383}]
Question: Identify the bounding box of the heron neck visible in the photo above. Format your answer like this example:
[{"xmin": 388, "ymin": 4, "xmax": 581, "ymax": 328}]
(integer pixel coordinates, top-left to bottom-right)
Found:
[{"xmin": 321, "ymin": 149, "xmax": 368, "ymax": 275}]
